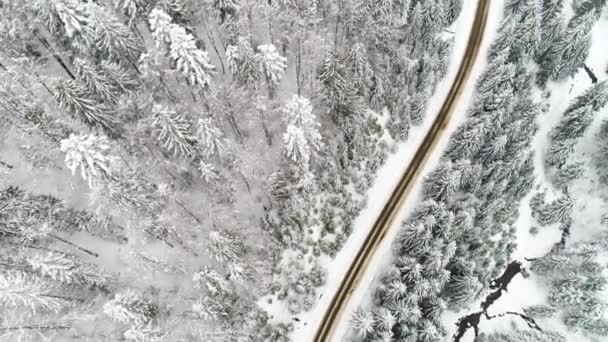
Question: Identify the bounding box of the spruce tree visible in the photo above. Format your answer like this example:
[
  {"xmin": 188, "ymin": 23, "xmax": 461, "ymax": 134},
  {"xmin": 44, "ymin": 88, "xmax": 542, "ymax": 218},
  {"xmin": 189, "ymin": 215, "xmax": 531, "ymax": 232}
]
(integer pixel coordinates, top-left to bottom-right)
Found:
[
  {"xmin": 103, "ymin": 291, "xmax": 158, "ymax": 326},
  {"xmin": 54, "ymin": 79, "xmax": 120, "ymax": 136},
  {"xmin": 151, "ymin": 104, "xmax": 197, "ymax": 159},
  {"xmin": 60, "ymin": 133, "xmax": 116, "ymax": 187}
]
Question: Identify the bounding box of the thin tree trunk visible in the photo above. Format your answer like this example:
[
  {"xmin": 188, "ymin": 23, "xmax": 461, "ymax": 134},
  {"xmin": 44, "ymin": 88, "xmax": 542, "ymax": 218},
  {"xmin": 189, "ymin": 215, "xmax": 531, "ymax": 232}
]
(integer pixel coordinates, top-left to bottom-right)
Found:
[
  {"xmin": 23, "ymin": 244, "xmax": 80, "ymax": 258},
  {"xmin": 36, "ymin": 36, "xmax": 75, "ymax": 80},
  {"xmin": 0, "ymin": 324, "xmax": 71, "ymax": 332},
  {"xmin": 202, "ymin": 20, "xmax": 226, "ymax": 75},
  {"xmin": 296, "ymin": 37, "xmax": 302, "ymax": 96},
  {"xmin": 239, "ymin": 171, "xmax": 251, "ymax": 193},
  {"xmin": 259, "ymin": 109, "xmax": 273, "ymax": 146},
  {"xmin": 223, "ymin": 101, "xmax": 244, "ymax": 144},
  {"xmin": 174, "ymin": 199, "xmax": 202, "ymax": 224},
  {"xmin": 42, "ymin": 293, "xmax": 85, "ymax": 303},
  {"xmin": 0, "ymin": 160, "xmax": 13, "ymax": 170},
  {"xmin": 583, "ymin": 63, "xmax": 598, "ymax": 84},
  {"xmin": 48, "ymin": 233, "xmax": 99, "ymax": 258}
]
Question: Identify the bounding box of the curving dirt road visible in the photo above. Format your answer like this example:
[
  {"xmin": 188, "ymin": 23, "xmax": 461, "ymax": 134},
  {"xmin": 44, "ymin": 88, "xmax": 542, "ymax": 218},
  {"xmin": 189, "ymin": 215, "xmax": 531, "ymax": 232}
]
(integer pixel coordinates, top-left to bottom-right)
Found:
[{"xmin": 313, "ymin": 1, "xmax": 491, "ymax": 341}]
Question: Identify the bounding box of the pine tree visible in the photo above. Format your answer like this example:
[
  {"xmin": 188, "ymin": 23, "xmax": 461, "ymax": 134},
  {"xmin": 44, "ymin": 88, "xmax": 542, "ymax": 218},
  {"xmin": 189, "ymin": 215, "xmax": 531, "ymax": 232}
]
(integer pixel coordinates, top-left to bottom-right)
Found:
[
  {"xmin": 124, "ymin": 323, "xmax": 166, "ymax": 342},
  {"xmin": 114, "ymin": 0, "xmax": 150, "ymax": 25},
  {"xmin": 85, "ymin": 3, "xmax": 141, "ymax": 60},
  {"xmin": 351, "ymin": 306, "xmax": 375, "ymax": 337},
  {"xmin": 0, "ymin": 271, "xmax": 65, "ymax": 314},
  {"xmin": 34, "ymin": 0, "xmax": 89, "ymax": 39},
  {"xmin": 74, "ymin": 58, "xmax": 118, "ymax": 102},
  {"xmin": 549, "ymin": 10, "xmax": 597, "ymax": 80},
  {"xmin": 347, "ymin": 43, "xmax": 373, "ymax": 96},
  {"xmin": 196, "ymin": 117, "xmax": 226, "ymax": 157},
  {"xmin": 211, "ymin": 0, "xmax": 240, "ymax": 23},
  {"xmin": 226, "ymin": 37, "xmax": 261, "ymax": 88},
  {"xmin": 198, "ymin": 160, "xmax": 220, "ymax": 182},
  {"xmin": 192, "ymin": 296, "xmax": 229, "ymax": 320},
  {"xmin": 149, "ymin": 8, "xmax": 215, "ymax": 89},
  {"xmin": 258, "ymin": 44, "xmax": 287, "ymax": 96},
  {"xmin": 282, "ymin": 95, "xmax": 323, "ymax": 167},
  {"xmin": 151, "ymin": 104, "xmax": 197, "ymax": 159},
  {"xmin": 168, "ymin": 25, "xmax": 215, "ymax": 89},
  {"xmin": 524, "ymin": 304, "xmax": 558, "ymax": 318},
  {"xmin": 192, "ymin": 267, "xmax": 231, "ymax": 296},
  {"xmin": 26, "ymin": 252, "xmax": 109, "ymax": 289},
  {"xmin": 103, "ymin": 291, "xmax": 158, "ymax": 326},
  {"xmin": 424, "ymin": 161, "xmax": 462, "ymax": 202},
  {"xmin": 207, "ymin": 230, "xmax": 244, "ymax": 263},
  {"xmin": 547, "ymin": 81, "xmax": 608, "ymax": 166},
  {"xmin": 445, "ymin": 0, "xmax": 463, "ymax": 25},
  {"xmin": 54, "ymin": 80, "xmax": 119, "ymax": 137},
  {"xmin": 60, "ymin": 133, "xmax": 115, "ymax": 187}
]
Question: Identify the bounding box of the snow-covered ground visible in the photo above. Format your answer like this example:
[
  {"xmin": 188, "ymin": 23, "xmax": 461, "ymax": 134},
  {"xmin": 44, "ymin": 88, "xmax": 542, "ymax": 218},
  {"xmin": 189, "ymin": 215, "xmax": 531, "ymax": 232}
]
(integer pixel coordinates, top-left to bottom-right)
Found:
[
  {"xmin": 266, "ymin": 1, "xmax": 505, "ymax": 341},
  {"xmin": 445, "ymin": 10, "xmax": 608, "ymax": 342}
]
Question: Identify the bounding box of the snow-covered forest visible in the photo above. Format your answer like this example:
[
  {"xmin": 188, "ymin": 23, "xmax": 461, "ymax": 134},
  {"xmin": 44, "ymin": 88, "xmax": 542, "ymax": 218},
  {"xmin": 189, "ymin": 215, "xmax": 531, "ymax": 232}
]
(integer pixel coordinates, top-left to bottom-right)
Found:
[
  {"xmin": 6, "ymin": 0, "xmax": 608, "ymax": 341},
  {"xmin": 0, "ymin": 0, "xmax": 465, "ymax": 340},
  {"xmin": 348, "ymin": 0, "xmax": 608, "ymax": 341}
]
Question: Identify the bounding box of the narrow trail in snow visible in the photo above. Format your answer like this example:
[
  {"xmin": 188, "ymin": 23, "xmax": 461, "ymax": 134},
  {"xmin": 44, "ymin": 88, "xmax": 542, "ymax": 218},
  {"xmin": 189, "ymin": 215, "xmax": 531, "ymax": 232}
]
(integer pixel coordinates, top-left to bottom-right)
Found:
[
  {"xmin": 453, "ymin": 261, "xmax": 543, "ymax": 342},
  {"xmin": 312, "ymin": 1, "xmax": 492, "ymax": 341}
]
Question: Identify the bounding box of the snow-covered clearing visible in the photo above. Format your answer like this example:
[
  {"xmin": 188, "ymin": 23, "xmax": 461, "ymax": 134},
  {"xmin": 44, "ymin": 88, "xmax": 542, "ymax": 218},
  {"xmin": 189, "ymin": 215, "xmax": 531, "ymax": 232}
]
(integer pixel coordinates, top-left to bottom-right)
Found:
[
  {"xmin": 261, "ymin": 1, "xmax": 503, "ymax": 341},
  {"xmin": 447, "ymin": 10, "xmax": 608, "ymax": 342}
]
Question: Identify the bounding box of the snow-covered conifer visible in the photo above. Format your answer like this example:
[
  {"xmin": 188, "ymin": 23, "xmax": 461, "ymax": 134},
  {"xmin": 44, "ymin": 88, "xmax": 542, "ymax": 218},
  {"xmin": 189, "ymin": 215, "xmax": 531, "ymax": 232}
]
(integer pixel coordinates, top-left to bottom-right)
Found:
[
  {"xmin": 151, "ymin": 105, "xmax": 196, "ymax": 159},
  {"xmin": 124, "ymin": 323, "xmax": 166, "ymax": 342},
  {"xmin": 549, "ymin": 10, "xmax": 597, "ymax": 80},
  {"xmin": 54, "ymin": 80, "xmax": 118, "ymax": 136},
  {"xmin": 0, "ymin": 271, "xmax": 64, "ymax": 314},
  {"xmin": 148, "ymin": 7, "xmax": 173, "ymax": 45},
  {"xmin": 207, "ymin": 230, "xmax": 243, "ymax": 262},
  {"xmin": 192, "ymin": 296, "xmax": 229, "ymax": 320},
  {"xmin": 350, "ymin": 306, "xmax": 375, "ymax": 337},
  {"xmin": 149, "ymin": 8, "xmax": 215, "ymax": 89},
  {"xmin": 211, "ymin": 0, "xmax": 240, "ymax": 23},
  {"xmin": 258, "ymin": 44, "xmax": 287, "ymax": 92},
  {"xmin": 168, "ymin": 25, "xmax": 215, "ymax": 88},
  {"xmin": 282, "ymin": 95, "xmax": 323, "ymax": 166},
  {"xmin": 103, "ymin": 291, "xmax": 158, "ymax": 326},
  {"xmin": 85, "ymin": 3, "xmax": 141, "ymax": 60},
  {"xmin": 536, "ymin": 193, "xmax": 573, "ymax": 226},
  {"xmin": 27, "ymin": 252, "xmax": 109, "ymax": 289},
  {"xmin": 114, "ymin": 0, "xmax": 149, "ymax": 24},
  {"xmin": 226, "ymin": 37, "xmax": 261, "ymax": 87},
  {"xmin": 196, "ymin": 118, "xmax": 226, "ymax": 157},
  {"xmin": 198, "ymin": 161, "xmax": 220, "ymax": 183},
  {"xmin": 34, "ymin": 0, "xmax": 89, "ymax": 39},
  {"xmin": 192, "ymin": 267, "xmax": 231, "ymax": 296},
  {"xmin": 60, "ymin": 133, "xmax": 115, "ymax": 187},
  {"xmin": 524, "ymin": 304, "xmax": 558, "ymax": 318},
  {"xmin": 347, "ymin": 43, "xmax": 373, "ymax": 95},
  {"xmin": 374, "ymin": 307, "xmax": 396, "ymax": 332},
  {"xmin": 425, "ymin": 161, "xmax": 461, "ymax": 202}
]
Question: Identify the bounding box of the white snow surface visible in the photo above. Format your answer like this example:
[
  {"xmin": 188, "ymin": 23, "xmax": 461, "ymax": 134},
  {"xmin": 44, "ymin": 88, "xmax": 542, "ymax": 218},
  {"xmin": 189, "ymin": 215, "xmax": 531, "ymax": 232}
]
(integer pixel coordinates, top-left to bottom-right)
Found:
[
  {"xmin": 445, "ymin": 11, "xmax": 608, "ymax": 342},
  {"xmin": 265, "ymin": 1, "xmax": 504, "ymax": 341}
]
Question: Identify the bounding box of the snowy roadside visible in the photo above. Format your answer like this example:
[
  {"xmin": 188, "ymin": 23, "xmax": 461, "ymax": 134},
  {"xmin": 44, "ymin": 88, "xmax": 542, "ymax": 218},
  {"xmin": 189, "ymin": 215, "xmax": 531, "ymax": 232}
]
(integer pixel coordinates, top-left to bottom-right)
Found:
[
  {"xmin": 262, "ymin": 1, "xmax": 504, "ymax": 341},
  {"xmin": 443, "ymin": 11, "xmax": 608, "ymax": 342}
]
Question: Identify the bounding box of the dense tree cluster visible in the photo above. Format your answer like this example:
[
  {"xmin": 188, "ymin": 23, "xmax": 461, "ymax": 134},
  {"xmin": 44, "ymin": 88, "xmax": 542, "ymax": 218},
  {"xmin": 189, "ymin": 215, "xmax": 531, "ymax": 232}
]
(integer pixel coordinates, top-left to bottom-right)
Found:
[
  {"xmin": 526, "ymin": 233, "xmax": 608, "ymax": 337},
  {"xmin": 353, "ymin": 1, "xmax": 545, "ymax": 339},
  {"xmin": 0, "ymin": 0, "xmax": 463, "ymax": 339}
]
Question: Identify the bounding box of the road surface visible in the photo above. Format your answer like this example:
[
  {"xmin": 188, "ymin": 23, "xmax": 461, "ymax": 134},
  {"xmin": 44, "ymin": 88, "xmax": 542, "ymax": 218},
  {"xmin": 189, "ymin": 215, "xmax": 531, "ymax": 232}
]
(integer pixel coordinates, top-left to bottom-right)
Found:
[{"xmin": 313, "ymin": 1, "xmax": 491, "ymax": 340}]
